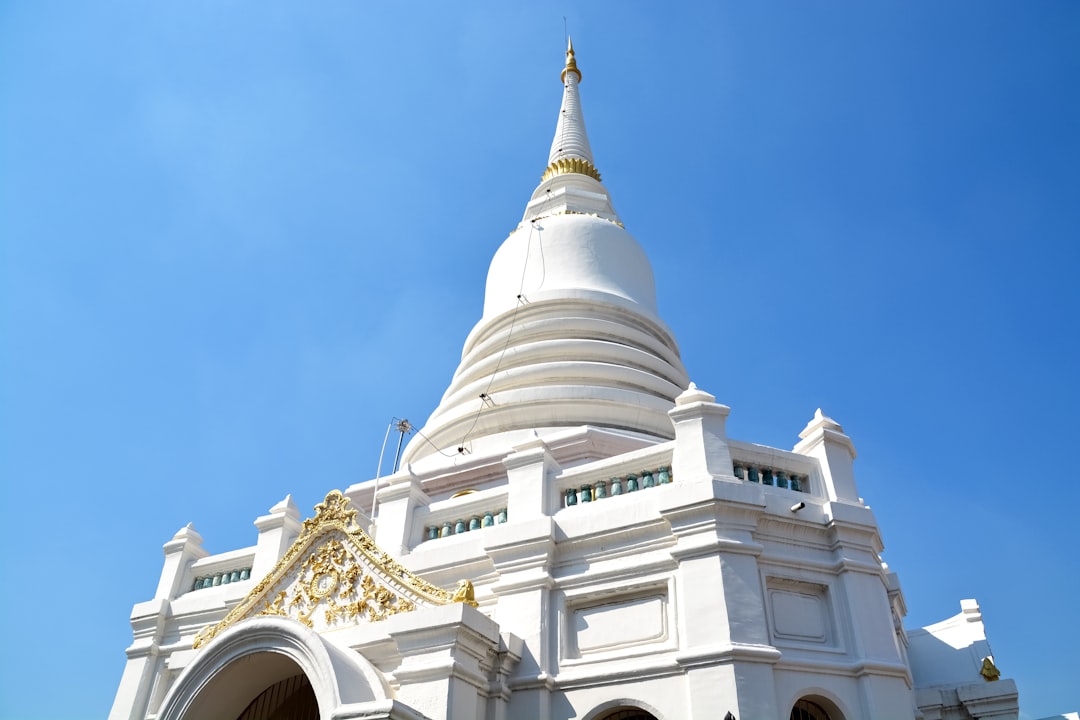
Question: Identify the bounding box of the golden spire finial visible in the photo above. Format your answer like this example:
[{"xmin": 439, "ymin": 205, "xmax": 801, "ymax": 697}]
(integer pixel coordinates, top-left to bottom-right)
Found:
[{"xmin": 561, "ymin": 35, "xmax": 581, "ymax": 83}]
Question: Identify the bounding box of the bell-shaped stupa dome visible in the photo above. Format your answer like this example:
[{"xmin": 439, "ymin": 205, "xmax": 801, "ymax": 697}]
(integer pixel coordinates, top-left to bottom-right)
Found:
[{"xmin": 401, "ymin": 39, "xmax": 689, "ymax": 467}]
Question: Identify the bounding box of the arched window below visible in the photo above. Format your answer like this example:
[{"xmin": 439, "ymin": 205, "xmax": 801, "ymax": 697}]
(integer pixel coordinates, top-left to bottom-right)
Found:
[
  {"xmin": 236, "ymin": 673, "xmax": 318, "ymax": 720},
  {"xmin": 595, "ymin": 708, "xmax": 659, "ymax": 720},
  {"xmin": 790, "ymin": 698, "xmax": 833, "ymax": 720}
]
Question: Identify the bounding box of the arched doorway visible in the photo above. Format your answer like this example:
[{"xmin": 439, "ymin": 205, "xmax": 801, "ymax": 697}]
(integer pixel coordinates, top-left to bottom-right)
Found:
[
  {"xmin": 158, "ymin": 616, "xmax": 389, "ymax": 720},
  {"xmin": 174, "ymin": 650, "xmax": 317, "ymax": 720},
  {"xmin": 236, "ymin": 673, "xmax": 318, "ymax": 720},
  {"xmin": 594, "ymin": 707, "xmax": 659, "ymax": 720},
  {"xmin": 790, "ymin": 697, "xmax": 844, "ymax": 720}
]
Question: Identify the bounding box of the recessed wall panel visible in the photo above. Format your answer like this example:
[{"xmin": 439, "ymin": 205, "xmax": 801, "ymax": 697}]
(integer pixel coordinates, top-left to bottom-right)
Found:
[{"xmin": 570, "ymin": 594, "xmax": 667, "ymax": 657}]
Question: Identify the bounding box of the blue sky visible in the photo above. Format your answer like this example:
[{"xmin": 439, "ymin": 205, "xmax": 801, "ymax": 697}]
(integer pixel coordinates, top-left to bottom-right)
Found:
[{"xmin": 1, "ymin": 2, "xmax": 1077, "ymax": 718}]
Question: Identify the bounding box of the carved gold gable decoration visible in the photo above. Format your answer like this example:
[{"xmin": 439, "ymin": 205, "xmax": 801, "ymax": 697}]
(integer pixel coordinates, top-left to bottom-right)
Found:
[{"xmin": 193, "ymin": 490, "xmax": 474, "ymax": 649}]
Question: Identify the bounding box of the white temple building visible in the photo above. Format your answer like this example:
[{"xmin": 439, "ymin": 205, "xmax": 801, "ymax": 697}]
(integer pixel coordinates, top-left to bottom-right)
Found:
[{"xmin": 110, "ymin": 42, "xmax": 1021, "ymax": 720}]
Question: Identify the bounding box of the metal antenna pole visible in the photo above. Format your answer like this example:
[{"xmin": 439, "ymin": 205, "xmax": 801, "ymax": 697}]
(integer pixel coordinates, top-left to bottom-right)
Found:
[
  {"xmin": 391, "ymin": 419, "xmax": 412, "ymax": 474},
  {"xmin": 370, "ymin": 418, "xmax": 398, "ymax": 537},
  {"xmin": 374, "ymin": 419, "xmax": 396, "ymax": 481},
  {"xmin": 370, "ymin": 418, "xmax": 413, "ymax": 541}
]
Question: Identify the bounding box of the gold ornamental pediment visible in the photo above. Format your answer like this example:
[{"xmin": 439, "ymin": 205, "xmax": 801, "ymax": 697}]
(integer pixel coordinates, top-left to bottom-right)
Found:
[{"xmin": 193, "ymin": 490, "xmax": 474, "ymax": 649}]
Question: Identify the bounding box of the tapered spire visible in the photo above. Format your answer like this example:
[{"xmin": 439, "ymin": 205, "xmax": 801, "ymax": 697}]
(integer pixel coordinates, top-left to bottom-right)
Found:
[
  {"xmin": 561, "ymin": 35, "xmax": 581, "ymax": 83},
  {"xmin": 544, "ymin": 36, "xmax": 600, "ymax": 182},
  {"xmin": 399, "ymin": 37, "xmax": 688, "ymax": 467}
]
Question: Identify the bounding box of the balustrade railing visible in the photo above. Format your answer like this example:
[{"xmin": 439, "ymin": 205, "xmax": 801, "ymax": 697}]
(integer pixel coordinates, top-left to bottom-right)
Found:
[
  {"xmin": 422, "ymin": 507, "xmax": 508, "ymax": 542},
  {"xmin": 732, "ymin": 462, "xmax": 809, "ymax": 493},
  {"xmin": 562, "ymin": 466, "xmax": 672, "ymax": 508},
  {"xmin": 191, "ymin": 566, "xmax": 252, "ymax": 592}
]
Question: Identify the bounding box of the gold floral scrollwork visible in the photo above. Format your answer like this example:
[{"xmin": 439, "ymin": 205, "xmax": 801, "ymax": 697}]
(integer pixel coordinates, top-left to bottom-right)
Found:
[
  {"xmin": 262, "ymin": 591, "xmax": 289, "ymax": 618},
  {"xmin": 302, "ymin": 490, "xmax": 358, "ymax": 536},
  {"xmin": 309, "ymin": 569, "xmax": 339, "ymax": 599},
  {"xmin": 192, "ymin": 490, "xmax": 465, "ymax": 650},
  {"xmin": 254, "ymin": 539, "xmax": 416, "ymax": 629}
]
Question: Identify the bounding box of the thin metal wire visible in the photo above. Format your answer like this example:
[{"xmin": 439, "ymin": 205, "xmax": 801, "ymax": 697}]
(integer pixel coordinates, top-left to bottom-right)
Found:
[{"xmin": 457, "ymin": 221, "xmax": 541, "ymax": 451}]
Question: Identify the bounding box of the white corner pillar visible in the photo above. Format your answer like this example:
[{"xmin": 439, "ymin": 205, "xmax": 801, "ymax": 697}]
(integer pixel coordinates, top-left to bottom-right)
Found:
[
  {"xmin": 108, "ymin": 598, "xmax": 170, "ymax": 720},
  {"xmin": 668, "ymin": 382, "xmax": 734, "ymax": 483},
  {"xmin": 251, "ymin": 494, "xmax": 302, "ymax": 579},
  {"xmin": 822, "ymin": 502, "xmax": 914, "ymax": 716},
  {"xmin": 372, "ymin": 469, "xmax": 430, "ymax": 557},
  {"xmin": 385, "ymin": 603, "xmax": 507, "ymax": 720},
  {"xmin": 661, "ymin": 485, "xmax": 779, "ymax": 720},
  {"xmin": 487, "ymin": 632, "xmax": 525, "ymax": 720},
  {"xmin": 503, "ymin": 436, "xmax": 561, "ymax": 521},
  {"xmin": 114, "ymin": 525, "xmax": 204, "ymax": 720},
  {"xmin": 154, "ymin": 523, "xmax": 208, "ymax": 601},
  {"xmin": 793, "ymin": 408, "xmax": 860, "ymax": 503},
  {"xmin": 483, "ymin": 516, "xmax": 557, "ymax": 720}
]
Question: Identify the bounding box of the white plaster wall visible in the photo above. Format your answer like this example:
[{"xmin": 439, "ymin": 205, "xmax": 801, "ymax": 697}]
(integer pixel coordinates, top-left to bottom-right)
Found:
[
  {"xmin": 118, "ymin": 414, "xmax": 1006, "ymax": 720},
  {"xmin": 908, "ymin": 600, "xmax": 996, "ymax": 689}
]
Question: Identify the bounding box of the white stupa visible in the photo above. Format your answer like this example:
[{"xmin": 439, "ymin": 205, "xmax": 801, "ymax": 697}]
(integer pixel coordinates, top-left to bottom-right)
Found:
[
  {"xmin": 402, "ymin": 38, "xmax": 688, "ymax": 467},
  {"xmin": 110, "ymin": 41, "xmax": 1021, "ymax": 720}
]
